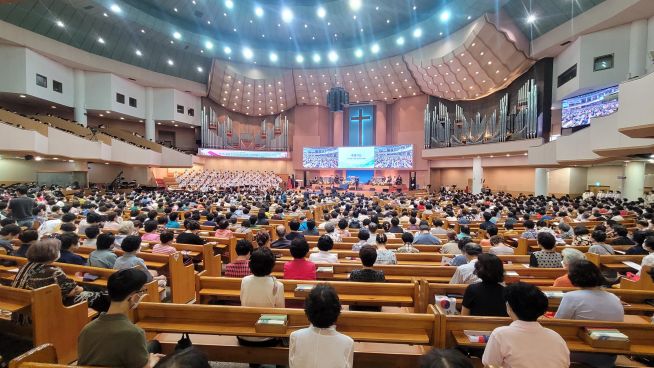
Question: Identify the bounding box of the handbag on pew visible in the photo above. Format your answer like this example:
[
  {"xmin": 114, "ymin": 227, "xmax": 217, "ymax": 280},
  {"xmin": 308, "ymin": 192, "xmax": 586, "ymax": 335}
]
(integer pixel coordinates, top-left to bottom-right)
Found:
[{"xmin": 175, "ymin": 333, "xmax": 193, "ymax": 351}]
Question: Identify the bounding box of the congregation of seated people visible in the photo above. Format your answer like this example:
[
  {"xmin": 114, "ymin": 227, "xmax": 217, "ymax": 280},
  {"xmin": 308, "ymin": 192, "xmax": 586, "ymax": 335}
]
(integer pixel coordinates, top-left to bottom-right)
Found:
[{"xmin": 1, "ymin": 182, "xmax": 654, "ymax": 368}]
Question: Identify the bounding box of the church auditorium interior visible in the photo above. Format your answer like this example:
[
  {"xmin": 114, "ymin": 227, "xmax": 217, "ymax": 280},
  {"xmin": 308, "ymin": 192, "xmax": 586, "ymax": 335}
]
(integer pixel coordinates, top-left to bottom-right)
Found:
[{"xmin": 3, "ymin": 0, "xmax": 654, "ymax": 367}]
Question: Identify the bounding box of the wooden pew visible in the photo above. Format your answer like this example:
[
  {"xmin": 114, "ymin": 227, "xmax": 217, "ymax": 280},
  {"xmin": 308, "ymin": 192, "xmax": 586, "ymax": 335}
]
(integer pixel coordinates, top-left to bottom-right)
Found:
[
  {"xmin": 195, "ymin": 275, "xmax": 420, "ymax": 311},
  {"xmin": 0, "ymin": 285, "xmax": 89, "ymax": 364},
  {"xmin": 434, "ymin": 306, "xmax": 654, "ymax": 358},
  {"xmin": 133, "ymin": 302, "xmax": 436, "ymax": 368},
  {"xmin": 586, "ymin": 253, "xmax": 645, "ymax": 273},
  {"xmin": 9, "ymin": 344, "xmax": 58, "ymax": 368},
  {"xmin": 620, "ymin": 266, "xmax": 654, "ymax": 291},
  {"xmin": 420, "ymin": 282, "xmax": 654, "ymax": 315}
]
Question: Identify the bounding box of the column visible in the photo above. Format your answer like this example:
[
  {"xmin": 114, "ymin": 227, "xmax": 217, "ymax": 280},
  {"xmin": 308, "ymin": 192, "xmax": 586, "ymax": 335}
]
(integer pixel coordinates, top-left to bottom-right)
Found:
[
  {"xmin": 73, "ymin": 69, "xmax": 87, "ymax": 126},
  {"xmin": 647, "ymin": 15, "xmax": 654, "ymax": 75},
  {"xmin": 629, "ymin": 19, "xmax": 648, "ymax": 79},
  {"xmin": 145, "ymin": 87, "xmax": 155, "ymax": 142},
  {"xmin": 534, "ymin": 168, "xmax": 549, "ymax": 197},
  {"xmin": 624, "ymin": 161, "xmax": 646, "ymax": 200},
  {"xmin": 333, "ymin": 111, "xmax": 343, "ymax": 147},
  {"xmin": 375, "ymin": 101, "xmax": 387, "ymax": 146},
  {"xmin": 472, "ymin": 156, "xmax": 483, "ymax": 194}
]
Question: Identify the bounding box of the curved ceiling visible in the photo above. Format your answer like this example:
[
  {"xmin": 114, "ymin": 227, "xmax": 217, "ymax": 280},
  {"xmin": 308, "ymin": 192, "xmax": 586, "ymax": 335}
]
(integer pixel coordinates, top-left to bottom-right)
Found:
[
  {"xmin": 207, "ymin": 17, "xmax": 536, "ymax": 116},
  {"xmin": 0, "ymin": 0, "xmax": 605, "ymax": 80}
]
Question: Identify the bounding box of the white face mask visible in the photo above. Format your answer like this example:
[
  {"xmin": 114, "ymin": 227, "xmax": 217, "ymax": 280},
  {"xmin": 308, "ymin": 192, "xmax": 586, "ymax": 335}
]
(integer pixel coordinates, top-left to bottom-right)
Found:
[
  {"xmin": 129, "ymin": 292, "xmax": 147, "ymax": 310},
  {"xmin": 55, "ymin": 251, "xmax": 61, "ymax": 260}
]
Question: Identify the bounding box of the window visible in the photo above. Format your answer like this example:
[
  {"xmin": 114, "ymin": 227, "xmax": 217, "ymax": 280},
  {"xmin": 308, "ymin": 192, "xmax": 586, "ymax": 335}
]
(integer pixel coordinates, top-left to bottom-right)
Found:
[
  {"xmin": 53, "ymin": 80, "xmax": 63, "ymax": 93},
  {"xmin": 594, "ymin": 54, "xmax": 614, "ymax": 72},
  {"xmin": 129, "ymin": 97, "xmax": 137, "ymax": 108},
  {"xmin": 36, "ymin": 74, "xmax": 47, "ymax": 88},
  {"xmin": 187, "ymin": 108, "xmax": 194, "ymax": 117},
  {"xmin": 176, "ymin": 104, "xmax": 184, "ymax": 113},
  {"xmin": 557, "ymin": 64, "xmax": 577, "ymax": 88},
  {"xmin": 116, "ymin": 93, "xmax": 125, "ymax": 104}
]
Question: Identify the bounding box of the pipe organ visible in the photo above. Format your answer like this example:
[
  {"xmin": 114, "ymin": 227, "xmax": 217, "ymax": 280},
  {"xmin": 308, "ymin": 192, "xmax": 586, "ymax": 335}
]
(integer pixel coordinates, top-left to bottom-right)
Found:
[
  {"xmin": 424, "ymin": 79, "xmax": 538, "ymax": 148},
  {"xmin": 201, "ymin": 105, "xmax": 289, "ymax": 151}
]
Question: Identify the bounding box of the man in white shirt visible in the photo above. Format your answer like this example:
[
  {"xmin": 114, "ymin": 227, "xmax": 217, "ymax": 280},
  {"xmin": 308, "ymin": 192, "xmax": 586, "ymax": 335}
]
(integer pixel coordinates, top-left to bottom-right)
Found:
[
  {"xmin": 449, "ymin": 243, "xmax": 482, "ymax": 284},
  {"xmin": 482, "ymin": 282, "xmax": 569, "ymax": 368},
  {"xmin": 289, "ymin": 284, "xmax": 354, "ymax": 368}
]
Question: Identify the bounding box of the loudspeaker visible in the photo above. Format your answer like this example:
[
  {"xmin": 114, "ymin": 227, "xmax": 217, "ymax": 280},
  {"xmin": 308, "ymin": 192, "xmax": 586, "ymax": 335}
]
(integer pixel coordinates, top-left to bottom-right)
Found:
[
  {"xmin": 24, "ymin": 155, "xmax": 34, "ymax": 161},
  {"xmin": 327, "ymin": 87, "xmax": 349, "ymax": 112},
  {"xmin": 303, "ymin": 171, "xmax": 307, "ymax": 188}
]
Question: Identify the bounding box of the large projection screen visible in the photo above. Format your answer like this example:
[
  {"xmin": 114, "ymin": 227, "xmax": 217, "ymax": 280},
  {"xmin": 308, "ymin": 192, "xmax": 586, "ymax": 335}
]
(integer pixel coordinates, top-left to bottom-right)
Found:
[{"xmin": 303, "ymin": 144, "xmax": 413, "ymax": 169}]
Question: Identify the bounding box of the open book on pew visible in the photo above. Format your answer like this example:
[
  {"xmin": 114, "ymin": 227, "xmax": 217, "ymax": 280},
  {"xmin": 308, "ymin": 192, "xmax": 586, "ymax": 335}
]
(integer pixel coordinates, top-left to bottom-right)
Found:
[
  {"xmin": 294, "ymin": 284, "xmax": 315, "ymax": 297},
  {"xmin": 622, "ymin": 261, "xmax": 642, "ymax": 271}
]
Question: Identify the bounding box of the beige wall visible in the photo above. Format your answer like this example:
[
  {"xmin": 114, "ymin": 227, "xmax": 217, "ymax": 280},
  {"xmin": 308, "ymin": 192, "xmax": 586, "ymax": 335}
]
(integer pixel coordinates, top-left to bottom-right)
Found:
[{"xmin": 0, "ymin": 158, "xmax": 87, "ymax": 183}]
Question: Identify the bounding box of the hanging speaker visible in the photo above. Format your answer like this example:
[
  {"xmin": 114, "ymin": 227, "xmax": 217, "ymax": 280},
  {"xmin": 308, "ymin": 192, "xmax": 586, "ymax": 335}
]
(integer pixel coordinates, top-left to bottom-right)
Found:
[{"xmin": 327, "ymin": 87, "xmax": 349, "ymax": 112}]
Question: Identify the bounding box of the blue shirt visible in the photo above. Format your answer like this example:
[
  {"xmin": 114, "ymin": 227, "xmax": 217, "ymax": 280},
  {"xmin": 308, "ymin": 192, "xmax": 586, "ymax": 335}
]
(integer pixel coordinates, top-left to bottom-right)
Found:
[
  {"xmin": 114, "ymin": 253, "xmax": 152, "ymax": 282},
  {"xmin": 58, "ymin": 250, "xmax": 86, "ymax": 265},
  {"xmin": 413, "ymin": 233, "xmax": 441, "ymax": 245},
  {"xmin": 166, "ymin": 221, "xmax": 180, "ymax": 229}
]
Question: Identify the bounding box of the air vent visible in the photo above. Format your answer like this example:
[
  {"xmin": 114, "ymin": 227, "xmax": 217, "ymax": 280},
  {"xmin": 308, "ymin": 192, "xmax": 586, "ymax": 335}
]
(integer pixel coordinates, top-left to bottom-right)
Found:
[
  {"xmin": 128, "ymin": 78, "xmax": 136, "ymax": 81},
  {"xmin": 560, "ymin": 40, "xmax": 571, "ymax": 47},
  {"xmin": 83, "ymin": 5, "xmax": 94, "ymax": 10}
]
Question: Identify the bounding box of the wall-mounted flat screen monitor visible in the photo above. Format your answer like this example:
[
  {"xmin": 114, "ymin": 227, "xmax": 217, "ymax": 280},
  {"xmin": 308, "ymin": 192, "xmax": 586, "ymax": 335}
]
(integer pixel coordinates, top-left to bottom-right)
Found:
[
  {"xmin": 198, "ymin": 149, "xmax": 289, "ymax": 159},
  {"xmin": 561, "ymin": 85, "xmax": 619, "ymax": 128},
  {"xmin": 303, "ymin": 144, "xmax": 413, "ymax": 169}
]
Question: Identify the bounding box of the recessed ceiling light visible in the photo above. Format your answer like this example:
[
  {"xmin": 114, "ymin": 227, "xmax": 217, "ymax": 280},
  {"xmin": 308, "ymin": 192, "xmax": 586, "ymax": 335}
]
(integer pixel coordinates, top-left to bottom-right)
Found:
[
  {"xmin": 312, "ymin": 53, "xmax": 321, "ymax": 63},
  {"xmin": 223, "ymin": 46, "xmax": 232, "ymax": 54},
  {"xmin": 173, "ymin": 7, "xmax": 178, "ymax": 12},
  {"xmin": 56, "ymin": 20, "xmax": 64, "ymax": 28},
  {"xmin": 354, "ymin": 48, "xmax": 364, "ymax": 58},
  {"xmin": 140, "ymin": 29, "xmax": 145, "ymax": 33},
  {"xmin": 242, "ymin": 47, "xmax": 254, "ymax": 59},
  {"xmin": 317, "ymin": 6, "xmax": 326, "ymax": 18},
  {"xmin": 467, "ymin": 15, "xmax": 472, "ymax": 20},
  {"xmin": 68, "ymin": 159, "xmax": 74, "ymax": 163},
  {"xmin": 527, "ymin": 14, "xmax": 536, "ymax": 23},
  {"xmin": 99, "ymin": 114, "xmax": 104, "ymax": 117},
  {"xmin": 197, "ymin": 66, "xmax": 204, "ymax": 72},
  {"xmin": 34, "ymin": 156, "xmax": 42, "ymax": 161},
  {"xmin": 173, "ymin": 31, "xmax": 181, "ymax": 40},
  {"xmin": 255, "ymin": 6, "xmax": 264, "ymax": 17},
  {"xmin": 281, "ymin": 8, "xmax": 293, "ymax": 23},
  {"xmin": 370, "ymin": 43, "xmax": 380, "ymax": 54},
  {"xmin": 269, "ymin": 52, "xmax": 278, "ymax": 62},
  {"xmin": 349, "ymin": 0, "xmax": 362, "ymax": 11},
  {"xmin": 296, "ymin": 54, "xmax": 304, "ymax": 63},
  {"xmin": 109, "ymin": 4, "xmax": 121, "ymax": 13},
  {"xmin": 167, "ymin": 59, "xmax": 174, "ymax": 66},
  {"xmin": 413, "ymin": 28, "xmax": 422, "ymax": 38},
  {"xmin": 439, "ymin": 10, "xmax": 451, "ymax": 22},
  {"xmin": 328, "ymin": 51, "xmax": 338, "ymax": 62},
  {"xmin": 103, "ymin": 12, "xmax": 108, "ymax": 17},
  {"xmin": 19, "ymin": 94, "xmax": 26, "ymax": 98},
  {"xmin": 135, "ymin": 49, "xmax": 142, "ymax": 56},
  {"xmin": 225, "ymin": 0, "xmax": 234, "ymax": 10},
  {"xmin": 97, "ymin": 37, "xmax": 105, "ymax": 44},
  {"xmin": 205, "ymin": 41, "xmax": 214, "ymax": 50},
  {"xmin": 396, "ymin": 36, "xmax": 405, "ymax": 45},
  {"xmin": 120, "ymin": 117, "xmax": 124, "ymax": 120}
]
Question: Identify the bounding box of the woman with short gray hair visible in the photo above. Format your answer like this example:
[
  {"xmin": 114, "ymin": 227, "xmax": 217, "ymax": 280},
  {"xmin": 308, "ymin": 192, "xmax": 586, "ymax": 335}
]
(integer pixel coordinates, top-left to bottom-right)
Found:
[{"xmin": 553, "ymin": 248, "xmax": 586, "ymax": 287}]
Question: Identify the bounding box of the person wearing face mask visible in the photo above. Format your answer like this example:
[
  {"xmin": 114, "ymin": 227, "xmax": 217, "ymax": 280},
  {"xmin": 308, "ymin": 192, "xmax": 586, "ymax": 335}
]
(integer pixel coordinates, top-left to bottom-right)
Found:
[
  {"xmin": 11, "ymin": 238, "xmax": 109, "ymax": 326},
  {"xmin": 78, "ymin": 268, "xmax": 164, "ymax": 368}
]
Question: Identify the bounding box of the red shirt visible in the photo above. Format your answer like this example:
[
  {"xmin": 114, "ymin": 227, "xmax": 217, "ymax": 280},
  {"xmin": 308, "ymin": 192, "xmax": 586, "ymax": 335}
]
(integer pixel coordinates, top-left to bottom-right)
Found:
[
  {"xmin": 283, "ymin": 259, "xmax": 317, "ymax": 280},
  {"xmin": 225, "ymin": 259, "xmax": 251, "ymax": 278}
]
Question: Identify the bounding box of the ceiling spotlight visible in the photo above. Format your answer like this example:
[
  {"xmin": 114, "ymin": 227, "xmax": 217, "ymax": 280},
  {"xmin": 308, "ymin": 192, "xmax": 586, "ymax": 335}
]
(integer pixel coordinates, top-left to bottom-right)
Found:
[
  {"xmin": 205, "ymin": 41, "xmax": 214, "ymax": 50},
  {"xmin": 197, "ymin": 66, "xmax": 204, "ymax": 72},
  {"xmin": 173, "ymin": 31, "xmax": 181, "ymax": 40},
  {"xmin": 295, "ymin": 54, "xmax": 304, "ymax": 63},
  {"xmin": 19, "ymin": 94, "xmax": 26, "ymax": 98},
  {"xmin": 109, "ymin": 4, "xmax": 121, "ymax": 13},
  {"xmin": 255, "ymin": 6, "xmax": 264, "ymax": 17},
  {"xmin": 135, "ymin": 49, "xmax": 142, "ymax": 56},
  {"xmin": 312, "ymin": 53, "xmax": 321, "ymax": 63},
  {"xmin": 167, "ymin": 59, "xmax": 174, "ymax": 66},
  {"xmin": 34, "ymin": 156, "xmax": 42, "ymax": 161},
  {"xmin": 354, "ymin": 48, "xmax": 364, "ymax": 58},
  {"xmin": 269, "ymin": 52, "xmax": 278, "ymax": 62},
  {"xmin": 242, "ymin": 47, "xmax": 254, "ymax": 60},
  {"xmin": 317, "ymin": 6, "xmax": 326, "ymax": 18},
  {"xmin": 68, "ymin": 159, "xmax": 74, "ymax": 163},
  {"xmin": 412, "ymin": 28, "xmax": 422, "ymax": 38},
  {"xmin": 281, "ymin": 8, "xmax": 293, "ymax": 23},
  {"xmin": 97, "ymin": 37, "xmax": 105, "ymax": 44},
  {"xmin": 349, "ymin": 0, "xmax": 362, "ymax": 11},
  {"xmin": 439, "ymin": 10, "xmax": 451, "ymax": 22},
  {"xmin": 56, "ymin": 20, "xmax": 64, "ymax": 28},
  {"xmin": 223, "ymin": 46, "xmax": 232, "ymax": 54},
  {"xmin": 225, "ymin": 0, "xmax": 234, "ymax": 9},
  {"xmin": 328, "ymin": 51, "xmax": 338, "ymax": 62},
  {"xmin": 527, "ymin": 14, "xmax": 536, "ymax": 23},
  {"xmin": 370, "ymin": 43, "xmax": 380, "ymax": 54},
  {"xmin": 396, "ymin": 36, "xmax": 405, "ymax": 45}
]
